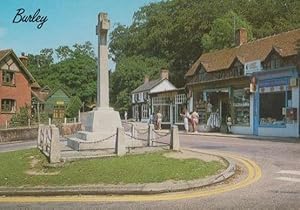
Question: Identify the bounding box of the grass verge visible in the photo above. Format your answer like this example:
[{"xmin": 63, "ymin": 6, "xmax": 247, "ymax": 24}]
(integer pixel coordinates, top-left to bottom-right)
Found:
[{"xmin": 0, "ymin": 149, "xmax": 225, "ymax": 187}]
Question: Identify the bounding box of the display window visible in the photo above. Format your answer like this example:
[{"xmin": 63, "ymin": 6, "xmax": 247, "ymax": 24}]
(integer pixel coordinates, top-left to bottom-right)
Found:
[
  {"xmin": 153, "ymin": 105, "xmax": 170, "ymax": 122},
  {"xmin": 232, "ymin": 89, "xmax": 250, "ymax": 126},
  {"xmin": 259, "ymin": 90, "xmax": 291, "ymax": 126}
]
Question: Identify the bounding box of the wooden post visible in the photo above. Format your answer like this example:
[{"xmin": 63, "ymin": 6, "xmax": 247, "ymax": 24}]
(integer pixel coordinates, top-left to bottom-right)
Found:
[{"xmin": 64, "ymin": 117, "xmax": 67, "ymax": 124}]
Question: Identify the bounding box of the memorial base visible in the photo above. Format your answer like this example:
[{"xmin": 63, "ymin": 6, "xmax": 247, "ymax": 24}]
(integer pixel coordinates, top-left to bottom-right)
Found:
[{"xmin": 67, "ymin": 107, "xmax": 122, "ymax": 150}]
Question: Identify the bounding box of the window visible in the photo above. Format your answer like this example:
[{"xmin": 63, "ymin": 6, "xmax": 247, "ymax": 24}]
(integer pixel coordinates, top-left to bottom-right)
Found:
[
  {"xmin": 141, "ymin": 104, "xmax": 149, "ymax": 119},
  {"xmin": 53, "ymin": 105, "xmax": 65, "ymax": 119},
  {"xmin": 153, "ymin": 105, "xmax": 170, "ymax": 123},
  {"xmin": 259, "ymin": 91, "xmax": 291, "ymax": 126},
  {"xmin": 2, "ymin": 71, "xmax": 15, "ymax": 85},
  {"xmin": 233, "ymin": 89, "xmax": 250, "ymax": 126},
  {"xmin": 1, "ymin": 99, "xmax": 16, "ymax": 113}
]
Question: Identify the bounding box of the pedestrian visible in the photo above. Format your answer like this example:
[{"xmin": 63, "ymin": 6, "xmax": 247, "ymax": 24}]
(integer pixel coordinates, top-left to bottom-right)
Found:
[
  {"xmin": 124, "ymin": 111, "xmax": 128, "ymax": 122},
  {"xmin": 191, "ymin": 110, "xmax": 199, "ymax": 132},
  {"xmin": 156, "ymin": 110, "xmax": 162, "ymax": 130},
  {"xmin": 149, "ymin": 112, "xmax": 154, "ymax": 125},
  {"xmin": 135, "ymin": 110, "xmax": 139, "ymax": 122},
  {"xmin": 180, "ymin": 108, "xmax": 190, "ymax": 133}
]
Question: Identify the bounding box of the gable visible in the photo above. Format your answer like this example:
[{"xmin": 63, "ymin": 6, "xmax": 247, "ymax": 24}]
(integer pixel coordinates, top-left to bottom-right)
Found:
[
  {"xmin": 149, "ymin": 80, "xmax": 176, "ymax": 94},
  {"xmin": 0, "ymin": 49, "xmax": 35, "ymax": 83},
  {"xmin": 46, "ymin": 89, "xmax": 70, "ymax": 105},
  {"xmin": 0, "ymin": 55, "xmax": 21, "ymax": 72}
]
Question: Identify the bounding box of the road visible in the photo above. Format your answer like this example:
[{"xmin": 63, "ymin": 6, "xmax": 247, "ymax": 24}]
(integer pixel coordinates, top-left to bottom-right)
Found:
[{"xmin": 0, "ymin": 135, "xmax": 299, "ymax": 210}]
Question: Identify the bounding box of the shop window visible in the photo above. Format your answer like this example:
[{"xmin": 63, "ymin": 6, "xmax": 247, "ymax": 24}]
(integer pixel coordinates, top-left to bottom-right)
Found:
[
  {"xmin": 175, "ymin": 94, "xmax": 186, "ymax": 123},
  {"xmin": 1, "ymin": 99, "xmax": 16, "ymax": 113},
  {"xmin": 259, "ymin": 91, "xmax": 291, "ymax": 126},
  {"xmin": 153, "ymin": 105, "xmax": 170, "ymax": 123},
  {"xmin": 2, "ymin": 71, "xmax": 15, "ymax": 86},
  {"xmin": 233, "ymin": 89, "xmax": 250, "ymax": 126}
]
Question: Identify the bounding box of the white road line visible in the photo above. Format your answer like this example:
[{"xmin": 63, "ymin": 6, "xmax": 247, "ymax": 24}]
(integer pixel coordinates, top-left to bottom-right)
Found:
[
  {"xmin": 275, "ymin": 177, "xmax": 300, "ymax": 183},
  {"xmin": 277, "ymin": 170, "xmax": 300, "ymax": 176}
]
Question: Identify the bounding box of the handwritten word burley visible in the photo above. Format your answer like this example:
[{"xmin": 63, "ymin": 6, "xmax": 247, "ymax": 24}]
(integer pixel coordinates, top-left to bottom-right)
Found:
[{"xmin": 12, "ymin": 8, "xmax": 48, "ymax": 29}]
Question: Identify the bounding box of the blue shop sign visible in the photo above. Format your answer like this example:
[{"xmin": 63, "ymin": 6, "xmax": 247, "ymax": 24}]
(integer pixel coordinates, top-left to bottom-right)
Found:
[{"xmin": 259, "ymin": 77, "xmax": 289, "ymax": 88}]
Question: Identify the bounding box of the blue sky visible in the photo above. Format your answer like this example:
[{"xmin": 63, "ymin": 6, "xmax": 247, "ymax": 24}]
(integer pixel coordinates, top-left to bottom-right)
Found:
[{"xmin": 0, "ymin": 0, "xmax": 161, "ymax": 69}]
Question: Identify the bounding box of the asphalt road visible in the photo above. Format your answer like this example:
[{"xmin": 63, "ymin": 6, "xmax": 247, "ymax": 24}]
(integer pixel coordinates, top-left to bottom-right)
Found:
[{"xmin": 0, "ymin": 135, "xmax": 299, "ymax": 210}]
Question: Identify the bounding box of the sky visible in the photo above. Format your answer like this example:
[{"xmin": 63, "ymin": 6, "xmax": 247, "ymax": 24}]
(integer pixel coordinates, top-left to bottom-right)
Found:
[{"xmin": 0, "ymin": 0, "xmax": 161, "ymax": 69}]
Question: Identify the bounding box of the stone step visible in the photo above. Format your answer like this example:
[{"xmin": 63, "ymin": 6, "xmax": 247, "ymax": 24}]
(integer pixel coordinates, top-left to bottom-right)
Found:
[{"xmin": 61, "ymin": 149, "xmax": 115, "ymax": 161}]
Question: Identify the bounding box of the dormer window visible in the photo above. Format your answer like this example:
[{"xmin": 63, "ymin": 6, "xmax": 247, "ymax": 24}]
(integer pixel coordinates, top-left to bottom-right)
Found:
[{"xmin": 263, "ymin": 54, "xmax": 283, "ymax": 70}]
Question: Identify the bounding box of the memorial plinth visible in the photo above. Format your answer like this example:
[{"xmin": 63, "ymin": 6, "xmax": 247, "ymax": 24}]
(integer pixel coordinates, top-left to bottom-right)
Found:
[{"xmin": 67, "ymin": 13, "xmax": 122, "ymax": 151}]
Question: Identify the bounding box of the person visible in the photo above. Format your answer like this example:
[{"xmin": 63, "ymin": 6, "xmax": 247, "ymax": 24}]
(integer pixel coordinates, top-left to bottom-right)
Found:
[
  {"xmin": 124, "ymin": 111, "xmax": 128, "ymax": 123},
  {"xmin": 180, "ymin": 108, "xmax": 191, "ymax": 132},
  {"xmin": 156, "ymin": 110, "xmax": 162, "ymax": 130},
  {"xmin": 149, "ymin": 112, "xmax": 154, "ymax": 125},
  {"xmin": 191, "ymin": 110, "xmax": 199, "ymax": 132},
  {"xmin": 207, "ymin": 98, "xmax": 212, "ymax": 114},
  {"xmin": 135, "ymin": 110, "xmax": 139, "ymax": 122},
  {"xmin": 227, "ymin": 116, "xmax": 232, "ymax": 133}
]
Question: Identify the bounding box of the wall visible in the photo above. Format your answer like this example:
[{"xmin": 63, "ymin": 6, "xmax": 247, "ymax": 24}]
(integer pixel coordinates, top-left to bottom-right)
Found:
[
  {"xmin": 0, "ymin": 68, "xmax": 31, "ymax": 125},
  {"xmin": 0, "ymin": 126, "xmax": 38, "ymax": 143}
]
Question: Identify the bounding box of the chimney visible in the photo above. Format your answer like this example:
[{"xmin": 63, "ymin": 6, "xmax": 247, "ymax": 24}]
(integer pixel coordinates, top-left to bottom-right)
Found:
[
  {"xmin": 235, "ymin": 28, "xmax": 247, "ymax": 46},
  {"xmin": 160, "ymin": 68, "xmax": 169, "ymax": 80},
  {"xmin": 19, "ymin": 52, "xmax": 28, "ymax": 67},
  {"xmin": 144, "ymin": 75, "xmax": 149, "ymax": 84}
]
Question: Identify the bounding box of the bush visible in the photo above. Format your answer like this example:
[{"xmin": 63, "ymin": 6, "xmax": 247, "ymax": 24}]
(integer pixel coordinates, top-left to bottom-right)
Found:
[{"xmin": 10, "ymin": 107, "xmax": 31, "ymax": 127}]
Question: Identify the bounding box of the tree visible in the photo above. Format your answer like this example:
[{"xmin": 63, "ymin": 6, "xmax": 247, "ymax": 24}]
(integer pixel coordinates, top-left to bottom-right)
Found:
[
  {"xmin": 28, "ymin": 42, "xmax": 97, "ymax": 106},
  {"xmin": 201, "ymin": 11, "xmax": 253, "ymax": 52},
  {"xmin": 109, "ymin": 0, "xmax": 300, "ymax": 85},
  {"xmin": 66, "ymin": 96, "xmax": 82, "ymax": 118},
  {"xmin": 55, "ymin": 46, "xmax": 72, "ymax": 61},
  {"xmin": 110, "ymin": 55, "xmax": 167, "ymax": 113}
]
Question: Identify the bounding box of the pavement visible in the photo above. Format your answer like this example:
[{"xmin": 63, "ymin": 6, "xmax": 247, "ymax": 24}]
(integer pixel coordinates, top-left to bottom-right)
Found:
[{"xmin": 129, "ymin": 121, "xmax": 299, "ymax": 143}]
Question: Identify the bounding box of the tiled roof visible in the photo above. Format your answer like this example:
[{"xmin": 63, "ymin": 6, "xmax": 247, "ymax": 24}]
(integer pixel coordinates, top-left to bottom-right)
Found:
[
  {"xmin": 31, "ymin": 90, "xmax": 49, "ymax": 103},
  {"xmin": 185, "ymin": 28, "xmax": 300, "ymax": 77},
  {"xmin": 0, "ymin": 49, "xmax": 11, "ymax": 61},
  {"xmin": 131, "ymin": 79, "xmax": 162, "ymax": 93}
]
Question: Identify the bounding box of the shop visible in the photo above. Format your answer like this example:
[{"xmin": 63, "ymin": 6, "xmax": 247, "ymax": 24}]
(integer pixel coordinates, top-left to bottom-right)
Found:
[
  {"xmin": 151, "ymin": 89, "xmax": 186, "ymax": 128},
  {"xmin": 188, "ymin": 65, "xmax": 250, "ymax": 133},
  {"xmin": 251, "ymin": 67, "xmax": 299, "ymax": 137},
  {"xmin": 185, "ymin": 28, "xmax": 300, "ymax": 137}
]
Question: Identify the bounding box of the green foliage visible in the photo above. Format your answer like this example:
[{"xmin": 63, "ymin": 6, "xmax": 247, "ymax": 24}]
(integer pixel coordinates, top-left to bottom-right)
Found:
[
  {"xmin": 110, "ymin": 55, "xmax": 168, "ymax": 112},
  {"xmin": 109, "ymin": 0, "xmax": 300, "ymax": 88},
  {"xmin": 28, "ymin": 41, "xmax": 97, "ymax": 105},
  {"xmin": 66, "ymin": 96, "xmax": 82, "ymax": 118},
  {"xmin": 10, "ymin": 107, "xmax": 31, "ymax": 127},
  {"xmin": 201, "ymin": 11, "xmax": 253, "ymax": 52},
  {"xmin": 0, "ymin": 149, "xmax": 224, "ymax": 186}
]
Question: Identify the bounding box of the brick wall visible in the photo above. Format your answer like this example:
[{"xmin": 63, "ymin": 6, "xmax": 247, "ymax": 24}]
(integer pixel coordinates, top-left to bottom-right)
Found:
[
  {"xmin": 0, "ymin": 71, "xmax": 31, "ymax": 125},
  {"xmin": 0, "ymin": 126, "xmax": 38, "ymax": 143}
]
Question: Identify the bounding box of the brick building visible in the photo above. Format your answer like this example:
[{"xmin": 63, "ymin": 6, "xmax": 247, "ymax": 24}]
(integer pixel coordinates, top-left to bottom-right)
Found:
[{"xmin": 0, "ymin": 49, "xmax": 36, "ymax": 125}]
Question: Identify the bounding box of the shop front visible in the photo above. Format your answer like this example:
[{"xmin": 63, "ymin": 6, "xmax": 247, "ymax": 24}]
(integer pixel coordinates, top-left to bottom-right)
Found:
[
  {"xmin": 252, "ymin": 67, "xmax": 299, "ymax": 137},
  {"xmin": 150, "ymin": 89, "xmax": 186, "ymax": 128},
  {"xmin": 190, "ymin": 75, "xmax": 251, "ymax": 133}
]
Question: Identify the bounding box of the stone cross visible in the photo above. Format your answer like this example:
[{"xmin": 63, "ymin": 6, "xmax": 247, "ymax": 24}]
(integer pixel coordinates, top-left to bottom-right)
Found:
[{"xmin": 96, "ymin": 13, "xmax": 110, "ymax": 108}]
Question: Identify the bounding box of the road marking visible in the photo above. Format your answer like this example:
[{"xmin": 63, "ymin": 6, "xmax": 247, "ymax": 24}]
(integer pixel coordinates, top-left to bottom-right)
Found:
[
  {"xmin": 0, "ymin": 149, "xmax": 261, "ymax": 203},
  {"xmin": 275, "ymin": 177, "xmax": 300, "ymax": 183},
  {"xmin": 277, "ymin": 170, "xmax": 300, "ymax": 176}
]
